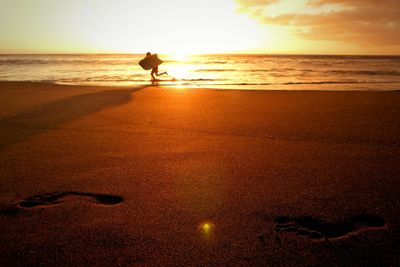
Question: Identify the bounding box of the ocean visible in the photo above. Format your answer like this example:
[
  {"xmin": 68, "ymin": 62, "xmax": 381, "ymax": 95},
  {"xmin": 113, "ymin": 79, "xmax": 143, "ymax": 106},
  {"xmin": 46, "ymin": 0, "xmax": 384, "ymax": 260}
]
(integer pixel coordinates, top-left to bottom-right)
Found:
[{"xmin": 1, "ymin": 54, "xmax": 400, "ymax": 90}]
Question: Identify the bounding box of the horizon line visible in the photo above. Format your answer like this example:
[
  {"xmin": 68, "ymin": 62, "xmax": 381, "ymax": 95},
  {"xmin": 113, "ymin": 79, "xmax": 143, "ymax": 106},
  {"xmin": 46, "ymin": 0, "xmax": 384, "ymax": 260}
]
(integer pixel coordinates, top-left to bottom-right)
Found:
[{"xmin": 1, "ymin": 52, "xmax": 400, "ymax": 57}]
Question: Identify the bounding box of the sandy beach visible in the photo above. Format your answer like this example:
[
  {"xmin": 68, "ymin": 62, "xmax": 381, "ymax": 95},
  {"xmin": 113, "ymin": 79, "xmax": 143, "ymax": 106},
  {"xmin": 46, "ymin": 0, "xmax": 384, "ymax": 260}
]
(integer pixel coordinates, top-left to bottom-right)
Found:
[{"xmin": 0, "ymin": 81, "xmax": 399, "ymax": 266}]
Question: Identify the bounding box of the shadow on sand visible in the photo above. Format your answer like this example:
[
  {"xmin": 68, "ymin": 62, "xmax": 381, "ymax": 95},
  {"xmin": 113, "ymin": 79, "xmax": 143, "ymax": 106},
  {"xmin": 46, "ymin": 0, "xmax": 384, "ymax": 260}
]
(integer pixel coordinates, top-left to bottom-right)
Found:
[{"xmin": 0, "ymin": 87, "xmax": 145, "ymax": 150}]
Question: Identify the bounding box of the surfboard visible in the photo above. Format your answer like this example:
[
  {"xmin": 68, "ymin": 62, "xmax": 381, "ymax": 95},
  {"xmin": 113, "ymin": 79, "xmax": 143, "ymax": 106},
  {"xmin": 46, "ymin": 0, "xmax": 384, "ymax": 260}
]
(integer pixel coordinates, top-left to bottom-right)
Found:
[{"xmin": 139, "ymin": 54, "xmax": 163, "ymax": 70}]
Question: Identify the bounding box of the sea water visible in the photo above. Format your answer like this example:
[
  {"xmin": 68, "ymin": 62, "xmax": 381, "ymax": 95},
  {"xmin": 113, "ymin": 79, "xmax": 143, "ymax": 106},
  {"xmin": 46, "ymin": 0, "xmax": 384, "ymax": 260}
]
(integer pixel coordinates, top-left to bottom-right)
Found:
[{"xmin": 1, "ymin": 54, "xmax": 400, "ymax": 90}]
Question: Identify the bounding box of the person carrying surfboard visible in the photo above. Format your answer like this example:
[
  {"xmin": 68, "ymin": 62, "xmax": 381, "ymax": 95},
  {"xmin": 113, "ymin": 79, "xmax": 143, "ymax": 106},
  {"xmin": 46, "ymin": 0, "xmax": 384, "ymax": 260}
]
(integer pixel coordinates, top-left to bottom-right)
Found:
[{"xmin": 139, "ymin": 52, "xmax": 168, "ymax": 81}]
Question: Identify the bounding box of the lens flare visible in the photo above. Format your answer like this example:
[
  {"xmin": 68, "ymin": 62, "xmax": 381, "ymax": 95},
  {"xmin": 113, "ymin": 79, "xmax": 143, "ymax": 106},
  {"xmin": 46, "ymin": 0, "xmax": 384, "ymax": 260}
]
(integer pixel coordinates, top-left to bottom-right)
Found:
[{"xmin": 199, "ymin": 221, "xmax": 215, "ymax": 239}]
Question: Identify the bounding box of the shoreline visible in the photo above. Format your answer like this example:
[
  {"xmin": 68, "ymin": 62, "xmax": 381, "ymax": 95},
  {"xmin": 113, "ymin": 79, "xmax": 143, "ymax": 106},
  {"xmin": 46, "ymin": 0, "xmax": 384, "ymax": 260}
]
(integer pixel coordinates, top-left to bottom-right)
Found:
[{"xmin": 2, "ymin": 80, "xmax": 400, "ymax": 92}]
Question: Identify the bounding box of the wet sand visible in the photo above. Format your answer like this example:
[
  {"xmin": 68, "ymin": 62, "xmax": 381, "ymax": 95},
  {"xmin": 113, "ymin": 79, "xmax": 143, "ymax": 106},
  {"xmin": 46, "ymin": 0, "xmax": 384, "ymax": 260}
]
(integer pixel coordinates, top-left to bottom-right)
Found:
[{"xmin": 0, "ymin": 81, "xmax": 400, "ymax": 266}]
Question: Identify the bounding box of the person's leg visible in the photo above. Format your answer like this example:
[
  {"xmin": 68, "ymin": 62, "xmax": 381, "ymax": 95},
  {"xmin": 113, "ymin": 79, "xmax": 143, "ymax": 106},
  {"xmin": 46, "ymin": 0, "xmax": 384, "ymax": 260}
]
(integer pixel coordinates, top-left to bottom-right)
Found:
[
  {"xmin": 157, "ymin": 71, "xmax": 168, "ymax": 76},
  {"xmin": 154, "ymin": 66, "xmax": 168, "ymax": 77},
  {"xmin": 151, "ymin": 67, "xmax": 167, "ymax": 80},
  {"xmin": 151, "ymin": 68, "xmax": 156, "ymax": 80}
]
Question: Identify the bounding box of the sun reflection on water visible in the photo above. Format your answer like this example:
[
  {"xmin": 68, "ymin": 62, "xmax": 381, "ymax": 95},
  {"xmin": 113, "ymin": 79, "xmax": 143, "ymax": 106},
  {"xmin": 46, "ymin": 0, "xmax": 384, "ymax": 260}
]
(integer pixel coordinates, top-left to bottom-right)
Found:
[{"xmin": 167, "ymin": 64, "xmax": 192, "ymax": 80}]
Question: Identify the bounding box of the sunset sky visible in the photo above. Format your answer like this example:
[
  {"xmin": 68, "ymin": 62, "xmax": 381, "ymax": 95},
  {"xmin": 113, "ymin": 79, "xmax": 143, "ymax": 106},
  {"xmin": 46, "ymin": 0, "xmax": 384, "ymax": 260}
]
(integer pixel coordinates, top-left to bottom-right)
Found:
[{"xmin": 0, "ymin": 0, "xmax": 399, "ymax": 55}]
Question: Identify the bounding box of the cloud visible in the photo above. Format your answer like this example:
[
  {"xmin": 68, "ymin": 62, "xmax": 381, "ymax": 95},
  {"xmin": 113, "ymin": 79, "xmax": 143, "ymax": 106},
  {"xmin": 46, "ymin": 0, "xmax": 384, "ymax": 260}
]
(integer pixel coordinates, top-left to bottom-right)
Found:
[
  {"xmin": 238, "ymin": 0, "xmax": 279, "ymax": 6},
  {"xmin": 236, "ymin": 0, "xmax": 400, "ymax": 46}
]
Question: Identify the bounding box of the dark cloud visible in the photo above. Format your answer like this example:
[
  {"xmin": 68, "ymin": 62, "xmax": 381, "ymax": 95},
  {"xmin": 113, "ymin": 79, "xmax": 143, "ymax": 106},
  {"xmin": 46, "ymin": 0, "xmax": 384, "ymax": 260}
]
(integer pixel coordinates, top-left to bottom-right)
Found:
[{"xmin": 236, "ymin": 0, "xmax": 400, "ymax": 46}]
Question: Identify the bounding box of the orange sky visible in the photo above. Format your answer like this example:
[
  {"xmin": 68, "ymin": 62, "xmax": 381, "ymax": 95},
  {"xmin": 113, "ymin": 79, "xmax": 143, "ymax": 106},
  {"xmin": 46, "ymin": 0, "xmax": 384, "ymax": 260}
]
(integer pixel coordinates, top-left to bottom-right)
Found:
[{"xmin": 0, "ymin": 0, "xmax": 399, "ymax": 55}]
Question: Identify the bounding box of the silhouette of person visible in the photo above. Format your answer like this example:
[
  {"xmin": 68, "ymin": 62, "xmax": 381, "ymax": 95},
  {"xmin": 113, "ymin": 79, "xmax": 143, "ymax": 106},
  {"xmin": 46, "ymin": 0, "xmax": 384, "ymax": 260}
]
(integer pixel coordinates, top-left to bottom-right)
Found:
[{"xmin": 146, "ymin": 52, "xmax": 168, "ymax": 81}]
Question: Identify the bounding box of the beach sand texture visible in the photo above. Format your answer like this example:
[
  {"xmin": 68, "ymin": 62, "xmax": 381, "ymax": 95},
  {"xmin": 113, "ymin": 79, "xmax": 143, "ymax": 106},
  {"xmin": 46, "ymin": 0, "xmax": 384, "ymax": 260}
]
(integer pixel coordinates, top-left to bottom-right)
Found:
[{"xmin": 0, "ymin": 82, "xmax": 400, "ymax": 266}]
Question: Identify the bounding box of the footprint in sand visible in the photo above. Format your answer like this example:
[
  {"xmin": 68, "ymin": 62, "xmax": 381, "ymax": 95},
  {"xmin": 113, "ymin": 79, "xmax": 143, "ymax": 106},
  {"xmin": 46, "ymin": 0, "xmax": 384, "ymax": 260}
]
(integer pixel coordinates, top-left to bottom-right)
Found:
[
  {"xmin": 17, "ymin": 191, "xmax": 123, "ymax": 208},
  {"xmin": 273, "ymin": 214, "xmax": 386, "ymax": 240},
  {"xmin": 0, "ymin": 206, "xmax": 22, "ymax": 216}
]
